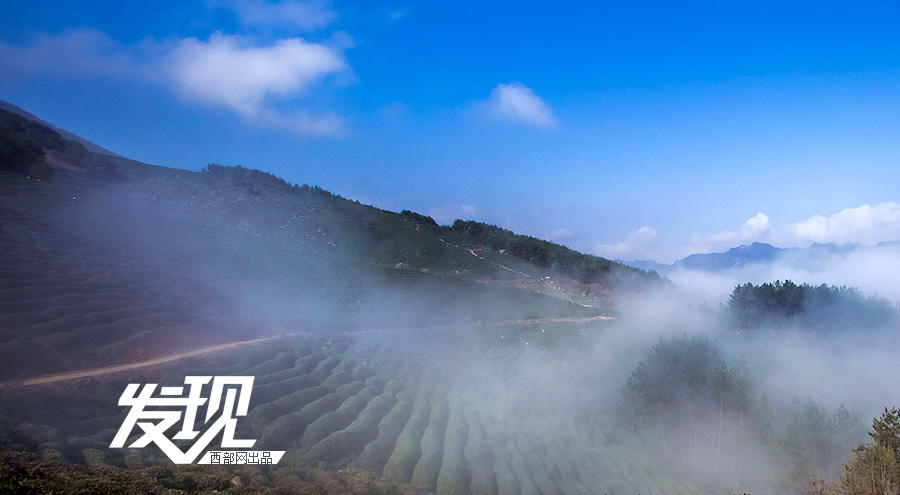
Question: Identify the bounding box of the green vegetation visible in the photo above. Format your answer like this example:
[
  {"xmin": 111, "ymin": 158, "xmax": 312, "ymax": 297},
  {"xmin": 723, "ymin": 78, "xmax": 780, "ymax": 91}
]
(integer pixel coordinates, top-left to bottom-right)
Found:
[
  {"xmin": 462, "ymin": 408, "xmax": 497, "ymax": 495},
  {"xmin": 400, "ymin": 210, "xmax": 437, "ymax": 226},
  {"xmin": 353, "ymin": 398, "xmax": 413, "ymax": 474},
  {"xmin": 620, "ymin": 336, "xmax": 873, "ymax": 495},
  {"xmin": 410, "ymin": 394, "xmax": 449, "ymax": 490},
  {"xmin": 777, "ymin": 401, "xmax": 865, "ymax": 493},
  {"xmin": 624, "ymin": 336, "xmax": 754, "ymax": 423},
  {"xmin": 382, "ymin": 394, "xmax": 431, "ymax": 483},
  {"xmin": 841, "ymin": 443, "xmax": 896, "ymax": 495},
  {"xmin": 435, "ymin": 393, "xmax": 469, "ymax": 495},
  {"xmin": 799, "ymin": 407, "xmax": 900, "ymax": 495},
  {"xmin": 728, "ymin": 280, "xmax": 898, "ymax": 331},
  {"xmin": 7, "ymin": 101, "xmax": 896, "ymax": 495},
  {"xmin": 301, "ymin": 387, "xmax": 378, "ymax": 448},
  {"xmin": 303, "ymin": 393, "xmax": 396, "ymax": 466},
  {"xmin": 450, "ymin": 219, "xmax": 663, "ymax": 288},
  {"xmin": 1, "ymin": 114, "xmax": 642, "ymax": 380}
]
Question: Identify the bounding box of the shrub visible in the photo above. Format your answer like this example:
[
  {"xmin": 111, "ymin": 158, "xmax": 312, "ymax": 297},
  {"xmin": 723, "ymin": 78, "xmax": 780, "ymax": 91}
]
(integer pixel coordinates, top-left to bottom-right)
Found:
[
  {"xmin": 258, "ymin": 393, "xmax": 342, "ymax": 450},
  {"xmin": 251, "ymin": 384, "xmax": 331, "ymax": 421},
  {"xmin": 383, "ymin": 396, "xmax": 432, "ymax": 483},
  {"xmin": 301, "ymin": 387, "xmax": 377, "ymax": 448},
  {"xmin": 303, "ymin": 393, "xmax": 396, "ymax": 466},
  {"xmin": 463, "ymin": 407, "xmax": 497, "ymax": 495},
  {"xmin": 334, "ymin": 381, "xmax": 365, "ymax": 400},
  {"xmin": 251, "ymin": 374, "xmax": 319, "ymax": 407},
  {"xmin": 295, "ymin": 351, "xmax": 326, "ymax": 374},
  {"xmin": 411, "ymin": 394, "xmax": 449, "ymax": 490},
  {"xmin": 310, "ymin": 355, "xmax": 341, "ymax": 380},
  {"xmin": 436, "ymin": 399, "xmax": 470, "ymax": 495},
  {"xmin": 354, "ymin": 399, "xmax": 414, "ymax": 474}
]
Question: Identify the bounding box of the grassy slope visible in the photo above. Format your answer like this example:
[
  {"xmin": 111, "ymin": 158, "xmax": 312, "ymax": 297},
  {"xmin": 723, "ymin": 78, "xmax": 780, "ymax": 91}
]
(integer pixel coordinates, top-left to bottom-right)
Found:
[{"xmin": 0, "ymin": 108, "xmax": 663, "ymax": 380}]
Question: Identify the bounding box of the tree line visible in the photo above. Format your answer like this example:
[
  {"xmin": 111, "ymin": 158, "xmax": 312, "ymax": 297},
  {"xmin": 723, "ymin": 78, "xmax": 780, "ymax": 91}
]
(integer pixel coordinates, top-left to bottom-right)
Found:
[
  {"xmin": 622, "ymin": 336, "xmax": 873, "ymax": 495},
  {"xmin": 727, "ymin": 280, "xmax": 898, "ymax": 331}
]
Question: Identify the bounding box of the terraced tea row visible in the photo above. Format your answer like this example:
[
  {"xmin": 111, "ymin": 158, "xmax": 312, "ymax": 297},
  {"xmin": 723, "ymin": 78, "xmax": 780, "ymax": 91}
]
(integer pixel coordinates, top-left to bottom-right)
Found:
[
  {"xmin": 1, "ymin": 335, "xmax": 701, "ymax": 494},
  {"xmin": 0, "ymin": 204, "xmax": 249, "ymax": 381}
]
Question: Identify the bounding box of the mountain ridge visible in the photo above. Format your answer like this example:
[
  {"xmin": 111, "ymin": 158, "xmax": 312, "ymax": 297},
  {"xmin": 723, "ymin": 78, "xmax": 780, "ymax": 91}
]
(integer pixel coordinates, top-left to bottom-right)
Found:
[
  {"xmin": 0, "ymin": 102, "xmax": 667, "ymax": 379},
  {"xmin": 620, "ymin": 240, "xmax": 900, "ymax": 274},
  {"xmin": 0, "ymin": 103, "xmax": 660, "ymax": 298}
]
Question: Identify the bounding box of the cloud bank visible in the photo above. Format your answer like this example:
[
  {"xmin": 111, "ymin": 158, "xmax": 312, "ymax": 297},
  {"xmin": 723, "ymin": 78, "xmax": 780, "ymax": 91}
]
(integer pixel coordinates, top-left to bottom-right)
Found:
[
  {"xmin": 689, "ymin": 202, "xmax": 900, "ymax": 255},
  {"xmin": 667, "ymin": 242, "xmax": 900, "ymax": 305},
  {"xmin": 598, "ymin": 202, "xmax": 900, "ymax": 266}
]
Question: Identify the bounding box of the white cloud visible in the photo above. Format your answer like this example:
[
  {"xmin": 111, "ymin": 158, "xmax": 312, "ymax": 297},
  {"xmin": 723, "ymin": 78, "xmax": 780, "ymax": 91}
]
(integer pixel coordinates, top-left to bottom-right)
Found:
[
  {"xmin": 594, "ymin": 226, "xmax": 658, "ymax": 260},
  {"xmin": 688, "ymin": 212, "xmax": 771, "ymax": 254},
  {"xmin": 485, "ymin": 82, "xmax": 556, "ymax": 128},
  {"xmin": 232, "ymin": 0, "xmax": 337, "ymax": 31},
  {"xmin": 166, "ymin": 34, "xmax": 346, "ymax": 134},
  {"xmin": 783, "ymin": 202, "xmax": 900, "ymax": 246}
]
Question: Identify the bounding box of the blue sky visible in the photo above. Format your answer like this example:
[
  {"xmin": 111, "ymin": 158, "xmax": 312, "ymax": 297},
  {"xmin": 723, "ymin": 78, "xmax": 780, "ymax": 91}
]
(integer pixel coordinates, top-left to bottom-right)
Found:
[{"xmin": 2, "ymin": 1, "xmax": 900, "ymax": 262}]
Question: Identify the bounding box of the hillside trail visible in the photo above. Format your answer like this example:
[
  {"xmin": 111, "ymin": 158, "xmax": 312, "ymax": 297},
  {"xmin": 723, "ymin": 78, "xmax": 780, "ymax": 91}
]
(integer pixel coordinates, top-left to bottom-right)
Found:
[
  {"xmin": 2, "ymin": 315, "xmax": 613, "ymax": 388},
  {"xmin": 435, "ymin": 236, "xmax": 531, "ymax": 277}
]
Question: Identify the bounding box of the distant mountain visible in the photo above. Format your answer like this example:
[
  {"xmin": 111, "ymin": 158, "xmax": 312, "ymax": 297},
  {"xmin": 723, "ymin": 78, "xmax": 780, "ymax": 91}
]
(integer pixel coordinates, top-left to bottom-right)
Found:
[
  {"xmin": 0, "ymin": 99, "xmax": 120, "ymax": 157},
  {"xmin": 677, "ymin": 242, "xmax": 784, "ymax": 271},
  {"xmin": 617, "ymin": 258, "xmax": 671, "ymax": 274},
  {"xmin": 620, "ymin": 241, "xmax": 899, "ymax": 274}
]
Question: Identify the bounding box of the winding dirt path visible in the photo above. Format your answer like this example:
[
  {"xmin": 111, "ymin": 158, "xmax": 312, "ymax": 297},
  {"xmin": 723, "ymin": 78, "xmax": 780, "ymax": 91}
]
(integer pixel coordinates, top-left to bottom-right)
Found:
[
  {"xmin": 2, "ymin": 335, "xmax": 283, "ymax": 388},
  {"xmin": 3, "ymin": 315, "xmax": 614, "ymax": 388}
]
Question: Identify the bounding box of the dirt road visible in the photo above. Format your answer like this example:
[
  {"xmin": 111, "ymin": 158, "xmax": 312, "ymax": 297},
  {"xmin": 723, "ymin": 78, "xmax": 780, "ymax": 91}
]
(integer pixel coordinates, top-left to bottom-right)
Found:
[
  {"xmin": 3, "ymin": 315, "xmax": 613, "ymax": 387},
  {"xmin": 3, "ymin": 335, "xmax": 282, "ymax": 387}
]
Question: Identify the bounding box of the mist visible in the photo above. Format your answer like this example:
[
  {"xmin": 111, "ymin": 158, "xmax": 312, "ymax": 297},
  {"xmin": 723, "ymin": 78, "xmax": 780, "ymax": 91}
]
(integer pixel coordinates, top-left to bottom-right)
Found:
[
  {"xmin": 347, "ymin": 277, "xmax": 894, "ymax": 494},
  {"xmin": 668, "ymin": 242, "xmax": 900, "ymax": 304},
  {"xmin": 3, "ymin": 164, "xmax": 897, "ymax": 495}
]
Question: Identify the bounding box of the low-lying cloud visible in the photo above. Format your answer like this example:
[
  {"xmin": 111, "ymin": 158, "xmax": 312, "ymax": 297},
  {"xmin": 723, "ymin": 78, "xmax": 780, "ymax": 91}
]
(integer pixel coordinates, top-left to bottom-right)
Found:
[{"xmin": 668, "ymin": 242, "xmax": 900, "ymax": 304}]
